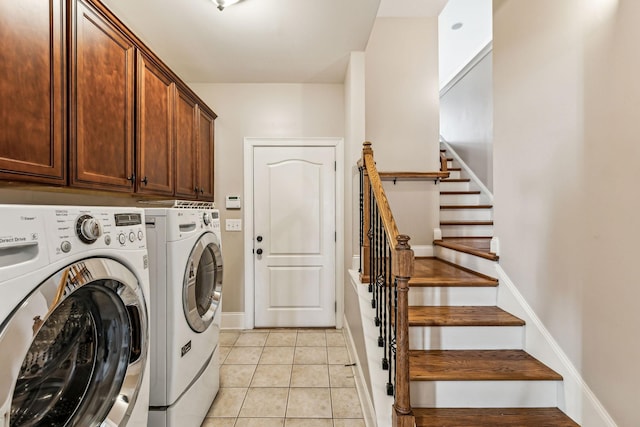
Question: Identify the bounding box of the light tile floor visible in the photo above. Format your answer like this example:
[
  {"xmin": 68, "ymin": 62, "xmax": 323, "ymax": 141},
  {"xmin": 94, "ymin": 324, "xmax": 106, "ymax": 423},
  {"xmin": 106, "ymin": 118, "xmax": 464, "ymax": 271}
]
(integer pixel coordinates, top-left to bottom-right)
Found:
[{"xmin": 201, "ymin": 329, "xmax": 366, "ymax": 427}]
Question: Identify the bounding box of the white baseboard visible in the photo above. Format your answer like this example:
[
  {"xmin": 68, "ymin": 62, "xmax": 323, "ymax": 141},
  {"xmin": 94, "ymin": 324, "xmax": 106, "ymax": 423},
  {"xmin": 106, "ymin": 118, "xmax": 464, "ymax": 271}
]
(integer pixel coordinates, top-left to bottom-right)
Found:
[
  {"xmin": 221, "ymin": 312, "xmax": 245, "ymax": 330},
  {"xmin": 343, "ymin": 313, "xmax": 377, "ymax": 427},
  {"xmin": 495, "ymin": 265, "xmax": 617, "ymax": 427}
]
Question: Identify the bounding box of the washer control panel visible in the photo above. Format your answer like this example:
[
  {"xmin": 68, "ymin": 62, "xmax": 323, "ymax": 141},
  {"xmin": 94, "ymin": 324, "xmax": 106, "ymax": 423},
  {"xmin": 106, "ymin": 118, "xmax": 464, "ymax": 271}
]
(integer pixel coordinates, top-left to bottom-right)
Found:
[{"xmin": 52, "ymin": 208, "xmax": 146, "ymax": 257}]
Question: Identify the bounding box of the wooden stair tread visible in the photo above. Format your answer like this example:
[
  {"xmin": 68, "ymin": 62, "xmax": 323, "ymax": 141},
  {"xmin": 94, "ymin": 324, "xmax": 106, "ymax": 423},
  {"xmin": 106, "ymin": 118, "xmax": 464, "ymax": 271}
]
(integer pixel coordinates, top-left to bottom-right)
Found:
[
  {"xmin": 440, "ymin": 190, "xmax": 481, "ymax": 195},
  {"xmin": 411, "ymin": 258, "xmax": 498, "ymax": 287},
  {"xmin": 434, "ymin": 238, "xmax": 499, "ymax": 261},
  {"xmin": 408, "ymin": 306, "xmax": 524, "ymax": 327},
  {"xmin": 440, "ymin": 220, "xmax": 494, "ymax": 226},
  {"xmin": 440, "ymin": 204, "xmax": 493, "ymax": 209},
  {"xmin": 409, "ymin": 350, "xmax": 563, "ymax": 381},
  {"xmin": 414, "ymin": 407, "xmax": 580, "ymax": 426},
  {"xmin": 442, "ymin": 178, "xmax": 471, "ymax": 182}
]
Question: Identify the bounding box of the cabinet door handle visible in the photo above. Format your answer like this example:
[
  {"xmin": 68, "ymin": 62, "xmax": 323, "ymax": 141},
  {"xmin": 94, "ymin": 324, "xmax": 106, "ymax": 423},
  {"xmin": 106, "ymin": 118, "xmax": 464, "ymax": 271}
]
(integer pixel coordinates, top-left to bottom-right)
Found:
[
  {"xmin": 200, "ymin": 188, "xmax": 204, "ymax": 194},
  {"xmin": 127, "ymin": 174, "xmax": 135, "ymax": 184},
  {"xmin": 141, "ymin": 176, "xmax": 148, "ymax": 185},
  {"xmin": 194, "ymin": 186, "xmax": 199, "ymax": 193}
]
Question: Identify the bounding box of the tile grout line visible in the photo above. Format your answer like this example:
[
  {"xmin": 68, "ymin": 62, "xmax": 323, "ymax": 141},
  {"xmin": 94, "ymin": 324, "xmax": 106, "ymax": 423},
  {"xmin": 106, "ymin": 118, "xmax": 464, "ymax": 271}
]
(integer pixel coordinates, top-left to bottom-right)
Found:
[{"xmin": 209, "ymin": 328, "xmax": 365, "ymax": 426}]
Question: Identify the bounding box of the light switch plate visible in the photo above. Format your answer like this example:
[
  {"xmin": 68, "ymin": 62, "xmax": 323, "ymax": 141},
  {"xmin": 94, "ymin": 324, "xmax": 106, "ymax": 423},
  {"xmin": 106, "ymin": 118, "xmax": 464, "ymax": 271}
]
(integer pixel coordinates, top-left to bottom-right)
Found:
[{"xmin": 225, "ymin": 219, "xmax": 242, "ymax": 231}]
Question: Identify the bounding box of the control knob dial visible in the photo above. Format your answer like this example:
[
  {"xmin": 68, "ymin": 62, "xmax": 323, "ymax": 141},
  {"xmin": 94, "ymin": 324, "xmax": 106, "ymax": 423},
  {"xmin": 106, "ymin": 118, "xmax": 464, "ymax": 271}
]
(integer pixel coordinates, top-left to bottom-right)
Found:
[
  {"xmin": 76, "ymin": 214, "xmax": 102, "ymax": 244},
  {"xmin": 203, "ymin": 212, "xmax": 211, "ymax": 226}
]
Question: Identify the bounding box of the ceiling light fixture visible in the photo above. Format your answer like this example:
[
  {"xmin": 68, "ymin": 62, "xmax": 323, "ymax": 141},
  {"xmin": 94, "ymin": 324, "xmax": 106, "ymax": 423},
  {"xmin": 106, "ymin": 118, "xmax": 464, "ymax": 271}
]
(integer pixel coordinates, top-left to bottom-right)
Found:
[{"xmin": 213, "ymin": 0, "xmax": 240, "ymax": 11}]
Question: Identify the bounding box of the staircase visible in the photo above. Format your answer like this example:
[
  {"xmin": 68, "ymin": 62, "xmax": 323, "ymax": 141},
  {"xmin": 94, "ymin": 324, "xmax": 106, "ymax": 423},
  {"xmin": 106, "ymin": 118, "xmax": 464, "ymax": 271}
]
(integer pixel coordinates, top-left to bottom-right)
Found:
[
  {"xmin": 358, "ymin": 142, "xmax": 580, "ymax": 426},
  {"xmin": 407, "ymin": 257, "xmax": 578, "ymax": 426},
  {"xmin": 436, "ymin": 146, "xmax": 498, "ymax": 262}
]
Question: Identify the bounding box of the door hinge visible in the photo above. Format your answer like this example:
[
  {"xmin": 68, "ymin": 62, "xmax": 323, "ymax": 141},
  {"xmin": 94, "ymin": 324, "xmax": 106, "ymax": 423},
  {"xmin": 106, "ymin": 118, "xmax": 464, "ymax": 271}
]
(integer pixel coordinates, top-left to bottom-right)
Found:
[
  {"xmin": 334, "ymin": 231, "xmax": 337, "ymax": 242},
  {"xmin": 335, "ymin": 301, "xmax": 337, "ymax": 312},
  {"xmin": 334, "ymin": 161, "xmax": 336, "ymax": 171}
]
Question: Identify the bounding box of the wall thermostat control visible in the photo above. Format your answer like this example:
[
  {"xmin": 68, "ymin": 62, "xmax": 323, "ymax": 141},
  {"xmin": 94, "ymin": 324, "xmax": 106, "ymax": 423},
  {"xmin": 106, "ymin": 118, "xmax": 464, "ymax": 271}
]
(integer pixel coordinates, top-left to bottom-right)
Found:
[{"xmin": 225, "ymin": 195, "xmax": 241, "ymax": 209}]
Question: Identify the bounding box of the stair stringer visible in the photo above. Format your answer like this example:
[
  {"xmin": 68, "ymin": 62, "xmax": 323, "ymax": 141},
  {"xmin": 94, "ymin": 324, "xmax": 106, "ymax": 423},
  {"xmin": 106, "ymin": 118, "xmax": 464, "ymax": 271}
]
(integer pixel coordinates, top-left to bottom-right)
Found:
[
  {"xmin": 345, "ymin": 268, "xmax": 394, "ymax": 427},
  {"xmin": 494, "ymin": 264, "xmax": 617, "ymax": 427}
]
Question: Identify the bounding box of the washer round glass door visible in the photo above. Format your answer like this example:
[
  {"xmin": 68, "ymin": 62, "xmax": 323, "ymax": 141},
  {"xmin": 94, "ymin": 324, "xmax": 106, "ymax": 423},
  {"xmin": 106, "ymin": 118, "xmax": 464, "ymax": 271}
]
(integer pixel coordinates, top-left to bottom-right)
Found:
[
  {"xmin": 183, "ymin": 232, "xmax": 223, "ymax": 332},
  {"xmin": 0, "ymin": 258, "xmax": 148, "ymax": 427}
]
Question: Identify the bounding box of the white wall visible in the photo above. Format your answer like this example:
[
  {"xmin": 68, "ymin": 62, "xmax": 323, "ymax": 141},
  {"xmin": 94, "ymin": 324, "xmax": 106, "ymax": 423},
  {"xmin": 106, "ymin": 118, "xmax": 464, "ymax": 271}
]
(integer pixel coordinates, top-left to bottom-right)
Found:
[
  {"xmin": 494, "ymin": 1, "xmax": 640, "ymax": 425},
  {"xmin": 440, "ymin": 51, "xmax": 493, "ymax": 191},
  {"xmin": 189, "ymin": 83, "xmax": 345, "ymax": 313},
  {"xmin": 345, "ymin": 52, "xmax": 367, "ymax": 266},
  {"xmin": 365, "ymin": 17, "xmax": 441, "ymax": 245}
]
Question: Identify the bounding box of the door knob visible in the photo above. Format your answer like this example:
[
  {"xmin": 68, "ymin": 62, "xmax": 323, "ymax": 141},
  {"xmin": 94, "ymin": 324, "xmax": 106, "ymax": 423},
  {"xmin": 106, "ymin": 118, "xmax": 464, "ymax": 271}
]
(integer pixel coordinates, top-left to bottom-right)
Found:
[
  {"xmin": 256, "ymin": 235, "xmax": 263, "ymax": 242},
  {"xmin": 256, "ymin": 248, "xmax": 263, "ymax": 255}
]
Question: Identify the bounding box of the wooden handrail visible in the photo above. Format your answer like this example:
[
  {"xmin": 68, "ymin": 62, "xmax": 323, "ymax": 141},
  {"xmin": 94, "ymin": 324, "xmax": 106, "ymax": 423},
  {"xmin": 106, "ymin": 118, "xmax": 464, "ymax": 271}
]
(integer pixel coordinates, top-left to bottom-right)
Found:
[
  {"xmin": 359, "ymin": 141, "xmax": 415, "ymax": 427},
  {"xmin": 379, "ymin": 171, "xmax": 450, "ymax": 183},
  {"xmin": 440, "ymin": 151, "xmax": 449, "ymax": 173},
  {"xmin": 362, "ymin": 141, "xmax": 400, "ymax": 249}
]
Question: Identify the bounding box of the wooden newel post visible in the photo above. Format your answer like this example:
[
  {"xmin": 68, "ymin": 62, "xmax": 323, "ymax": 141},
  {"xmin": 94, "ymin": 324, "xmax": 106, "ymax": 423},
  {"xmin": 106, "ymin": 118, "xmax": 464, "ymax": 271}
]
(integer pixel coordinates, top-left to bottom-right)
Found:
[
  {"xmin": 360, "ymin": 141, "xmax": 373, "ymax": 283},
  {"xmin": 392, "ymin": 234, "xmax": 415, "ymax": 427}
]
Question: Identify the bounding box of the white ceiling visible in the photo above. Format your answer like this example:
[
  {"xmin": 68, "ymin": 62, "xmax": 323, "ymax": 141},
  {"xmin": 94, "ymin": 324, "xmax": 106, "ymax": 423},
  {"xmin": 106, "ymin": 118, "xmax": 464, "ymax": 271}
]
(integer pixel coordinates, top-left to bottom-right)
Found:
[
  {"xmin": 438, "ymin": 0, "xmax": 492, "ymax": 89},
  {"xmin": 100, "ymin": 0, "xmax": 448, "ymax": 84}
]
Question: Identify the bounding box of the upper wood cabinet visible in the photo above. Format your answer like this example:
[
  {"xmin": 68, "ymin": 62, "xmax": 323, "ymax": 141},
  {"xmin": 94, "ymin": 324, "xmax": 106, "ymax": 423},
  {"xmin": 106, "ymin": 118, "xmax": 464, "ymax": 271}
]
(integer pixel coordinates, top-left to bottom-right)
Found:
[
  {"xmin": 0, "ymin": 0, "xmax": 216, "ymax": 200},
  {"xmin": 136, "ymin": 51, "xmax": 175, "ymax": 196},
  {"xmin": 175, "ymin": 87, "xmax": 216, "ymax": 201},
  {"xmin": 197, "ymin": 107, "xmax": 215, "ymax": 201},
  {"xmin": 70, "ymin": 0, "xmax": 136, "ymax": 192},
  {"xmin": 175, "ymin": 86, "xmax": 198, "ymax": 199},
  {"xmin": 0, "ymin": 0, "xmax": 66, "ymax": 184}
]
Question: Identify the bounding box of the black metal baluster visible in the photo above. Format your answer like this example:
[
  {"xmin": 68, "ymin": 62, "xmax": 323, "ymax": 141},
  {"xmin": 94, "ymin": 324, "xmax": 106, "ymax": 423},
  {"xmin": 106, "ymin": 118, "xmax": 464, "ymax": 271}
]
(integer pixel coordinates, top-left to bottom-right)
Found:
[
  {"xmin": 359, "ymin": 165, "xmax": 363, "ymax": 273},
  {"xmin": 375, "ymin": 206, "xmax": 383, "ymax": 344},
  {"xmin": 381, "ymin": 230, "xmax": 389, "ymax": 369},
  {"xmin": 368, "ymin": 184, "xmax": 374, "ymax": 294},
  {"xmin": 372, "ymin": 199, "xmax": 379, "ymax": 313}
]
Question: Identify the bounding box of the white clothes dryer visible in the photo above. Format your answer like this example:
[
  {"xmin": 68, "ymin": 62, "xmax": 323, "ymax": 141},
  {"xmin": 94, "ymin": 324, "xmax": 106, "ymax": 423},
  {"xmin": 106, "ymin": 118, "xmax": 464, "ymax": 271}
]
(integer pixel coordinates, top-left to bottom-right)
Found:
[
  {"xmin": 0, "ymin": 205, "xmax": 151, "ymax": 427},
  {"xmin": 145, "ymin": 204, "xmax": 223, "ymax": 427}
]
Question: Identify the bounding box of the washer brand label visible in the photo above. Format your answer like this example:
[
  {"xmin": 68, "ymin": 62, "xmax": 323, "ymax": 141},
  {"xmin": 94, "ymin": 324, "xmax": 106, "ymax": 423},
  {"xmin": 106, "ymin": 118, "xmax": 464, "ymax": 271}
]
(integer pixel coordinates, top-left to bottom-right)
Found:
[
  {"xmin": 181, "ymin": 340, "xmax": 192, "ymax": 357},
  {"xmin": 0, "ymin": 232, "xmax": 39, "ymax": 248},
  {"xmin": 20, "ymin": 216, "xmax": 36, "ymax": 221}
]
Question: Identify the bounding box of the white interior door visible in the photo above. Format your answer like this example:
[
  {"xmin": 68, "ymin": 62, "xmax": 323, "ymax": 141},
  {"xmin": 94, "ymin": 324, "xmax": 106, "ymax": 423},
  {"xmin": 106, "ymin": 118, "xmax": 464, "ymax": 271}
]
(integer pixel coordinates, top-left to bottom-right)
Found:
[{"xmin": 253, "ymin": 145, "xmax": 336, "ymax": 327}]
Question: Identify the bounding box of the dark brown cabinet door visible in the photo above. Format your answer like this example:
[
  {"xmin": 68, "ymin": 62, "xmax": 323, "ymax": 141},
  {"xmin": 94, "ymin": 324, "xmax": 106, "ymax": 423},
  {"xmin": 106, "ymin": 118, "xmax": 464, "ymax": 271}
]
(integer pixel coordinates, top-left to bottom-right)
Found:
[
  {"xmin": 175, "ymin": 87, "xmax": 198, "ymax": 198},
  {"xmin": 136, "ymin": 52, "xmax": 174, "ymax": 196},
  {"xmin": 70, "ymin": 0, "xmax": 135, "ymax": 192},
  {"xmin": 197, "ymin": 107, "xmax": 215, "ymax": 200},
  {"xmin": 0, "ymin": 0, "xmax": 66, "ymax": 184}
]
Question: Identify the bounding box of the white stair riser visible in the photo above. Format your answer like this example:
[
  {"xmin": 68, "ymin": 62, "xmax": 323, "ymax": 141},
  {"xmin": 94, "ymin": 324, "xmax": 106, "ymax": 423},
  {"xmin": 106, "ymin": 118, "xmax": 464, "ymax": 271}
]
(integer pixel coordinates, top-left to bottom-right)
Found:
[
  {"xmin": 434, "ymin": 245, "xmax": 498, "ymax": 278},
  {"xmin": 410, "ymin": 380, "xmax": 560, "ymax": 408},
  {"xmin": 408, "ymin": 286, "xmax": 496, "ymax": 306},
  {"xmin": 445, "ymin": 170, "xmax": 461, "ymax": 179},
  {"xmin": 440, "ymin": 208, "xmax": 493, "ymax": 221},
  {"xmin": 439, "ymin": 181, "xmax": 471, "ymax": 192},
  {"xmin": 446, "ymin": 160, "xmax": 454, "ymax": 169},
  {"xmin": 439, "ymin": 194, "xmax": 480, "ymax": 205},
  {"xmin": 409, "ymin": 326, "xmax": 523, "ymax": 350},
  {"xmin": 441, "ymin": 224, "xmax": 494, "ymax": 237}
]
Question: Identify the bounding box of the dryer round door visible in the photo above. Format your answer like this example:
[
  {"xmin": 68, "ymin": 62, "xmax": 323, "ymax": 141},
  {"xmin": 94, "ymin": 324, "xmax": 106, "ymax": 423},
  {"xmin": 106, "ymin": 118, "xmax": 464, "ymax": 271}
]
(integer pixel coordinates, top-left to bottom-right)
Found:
[
  {"xmin": 0, "ymin": 258, "xmax": 148, "ymax": 427},
  {"xmin": 183, "ymin": 232, "xmax": 223, "ymax": 333}
]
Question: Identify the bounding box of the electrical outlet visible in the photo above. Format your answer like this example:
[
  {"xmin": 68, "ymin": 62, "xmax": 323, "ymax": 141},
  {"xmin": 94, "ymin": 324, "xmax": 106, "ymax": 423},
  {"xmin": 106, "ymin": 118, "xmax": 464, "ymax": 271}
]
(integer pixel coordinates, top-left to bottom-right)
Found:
[{"xmin": 225, "ymin": 219, "xmax": 242, "ymax": 231}]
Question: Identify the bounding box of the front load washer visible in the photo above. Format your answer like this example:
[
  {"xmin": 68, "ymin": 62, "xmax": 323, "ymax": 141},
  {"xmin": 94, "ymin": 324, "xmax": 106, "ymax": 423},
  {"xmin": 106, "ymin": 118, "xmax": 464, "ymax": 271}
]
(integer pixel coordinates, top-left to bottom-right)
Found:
[
  {"xmin": 145, "ymin": 202, "xmax": 223, "ymax": 427},
  {"xmin": 0, "ymin": 205, "xmax": 151, "ymax": 427}
]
